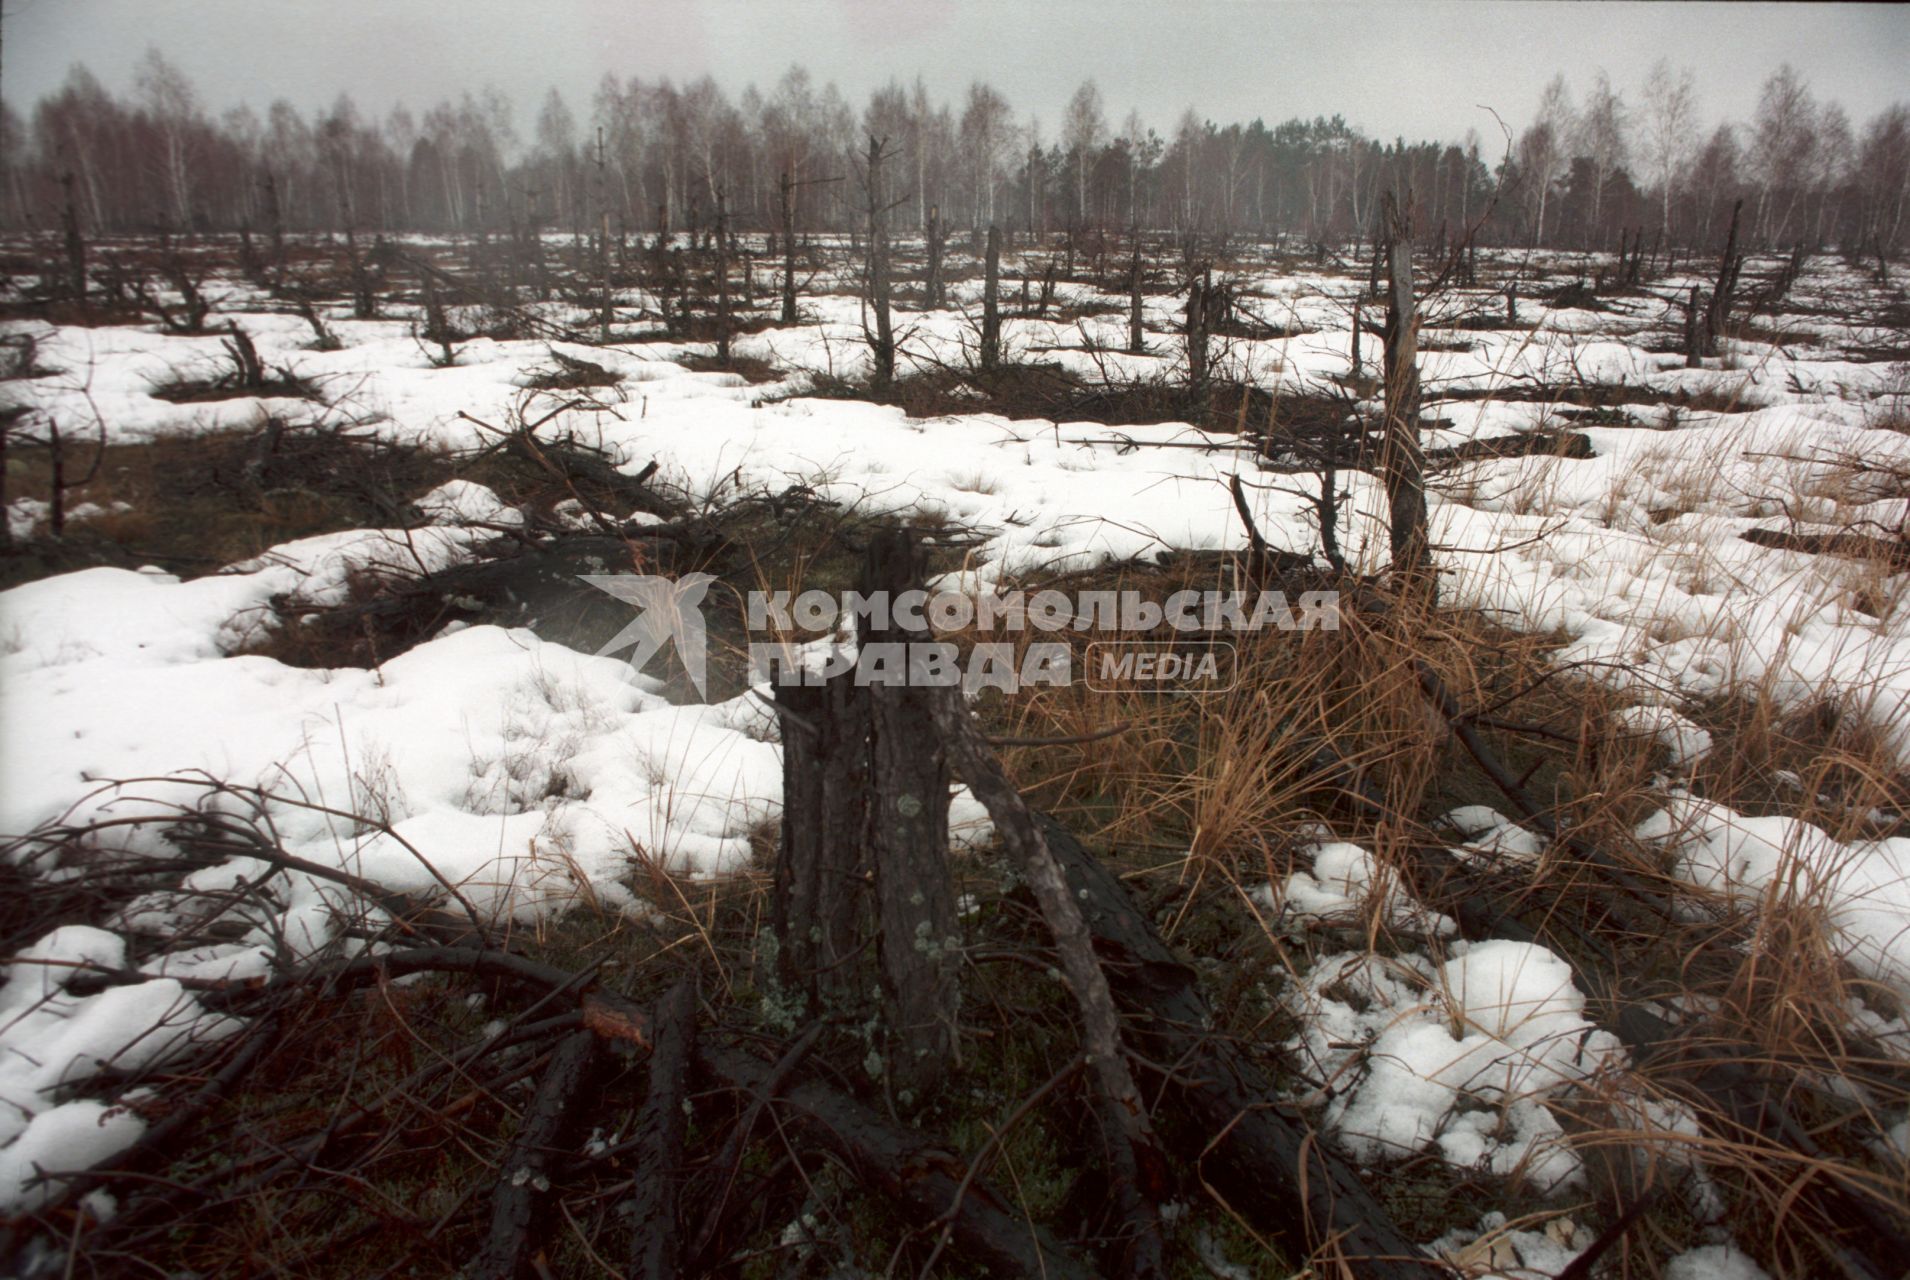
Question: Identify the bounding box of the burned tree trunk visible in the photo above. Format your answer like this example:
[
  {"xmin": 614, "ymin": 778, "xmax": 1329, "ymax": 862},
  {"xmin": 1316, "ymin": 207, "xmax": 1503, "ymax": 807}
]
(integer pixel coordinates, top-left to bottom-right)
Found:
[
  {"xmin": 714, "ymin": 190, "xmax": 732, "ymax": 367},
  {"xmin": 924, "ymin": 687, "xmax": 1167, "ymax": 1278},
  {"xmin": 1692, "ymin": 198, "xmax": 1744, "ymax": 364},
  {"xmin": 864, "ymin": 135, "xmax": 896, "ymax": 388},
  {"xmin": 60, "ymin": 172, "xmax": 85, "ymax": 302},
  {"xmin": 861, "ymin": 529, "xmax": 958, "ymax": 1104},
  {"xmin": 772, "ymin": 664, "xmax": 873, "ymax": 1012},
  {"xmin": 1128, "ymin": 235, "xmax": 1145, "ymax": 354},
  {"xmin": 778, "ymin": 172, "xmax": 798, "ymax": 325},
  {"xmin": 1380, "ymin": 191, "xmax": 1432, "ymax": 599},
  {"xmin": 1038, "ymin": 816, "xmax": 1447, "ymax": 1277},
  {"xmin": 469, "ymin": 1029, "xmax": 602, "ymax": 1280},
  {"xmin": 697, "ymin": 1040, "xmax": 1096, "ymax": 1280},
  {"xmin": 626, "ymin": 976, "xmax": 697, "ymax": 1280},
  {"xmin": 980, "ymin": 223, "xmax": 1001, "ymax": 372},
  {"xmin": 596, "ymin": 127, "xmax": 614, "ymax": 343},
  {"xmin": 924, "ymin": 203, "xmax": 944, "ymax": 309},
  {"xmin": 1185, "ymin": 264, "xmax": 1211, "ymax": 401}
]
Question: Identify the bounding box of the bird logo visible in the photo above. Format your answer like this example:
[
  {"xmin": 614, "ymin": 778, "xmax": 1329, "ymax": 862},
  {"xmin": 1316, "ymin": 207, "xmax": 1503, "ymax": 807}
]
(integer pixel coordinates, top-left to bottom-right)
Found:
[{"xmin": 581, "ymin": 573, "xmax": 717, "ymax": 700}]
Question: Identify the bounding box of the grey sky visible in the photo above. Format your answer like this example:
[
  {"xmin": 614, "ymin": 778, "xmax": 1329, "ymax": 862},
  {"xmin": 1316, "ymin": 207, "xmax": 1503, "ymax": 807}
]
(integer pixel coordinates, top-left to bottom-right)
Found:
[{"xmin": 5, "ymin": 0, "xmax": 1907, "ymax": 148}]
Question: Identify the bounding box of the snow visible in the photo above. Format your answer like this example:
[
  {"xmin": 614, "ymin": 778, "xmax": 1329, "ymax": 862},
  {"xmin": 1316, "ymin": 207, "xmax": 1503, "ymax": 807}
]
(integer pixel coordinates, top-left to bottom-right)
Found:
[
  {"xmin": 1663, "ymin": 1244, "xmax": 1774, "ymax": 1280},
  {"xmin": 0, "ymin": 925, "xmax": 237, "ymax": 1211},
  {"xmin": 1259, "ymin": 838, "xmax": 1457, "ymax": 936},
  {"xmin": 1288, "ymin": 940, "xmax": 1624, "ymax": 1192},
  {"xmin": 1637, "ymin": 791, "xmax": 1910, "ymax": 996},
  {"xmin": 3, "ymin": 247, "xmax": 1907, "ymax": 1259}
]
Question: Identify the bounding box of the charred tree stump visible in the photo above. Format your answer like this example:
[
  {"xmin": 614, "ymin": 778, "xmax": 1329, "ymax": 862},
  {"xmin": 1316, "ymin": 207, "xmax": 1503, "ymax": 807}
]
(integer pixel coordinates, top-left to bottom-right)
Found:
[
  {"xmin": 626, "ymin": 975, "xmax": 698, "ymax": 1280},
  {"xmin": 864, "ymin": 135, "xmax": 896, "ymax": 388},
  {"xmin": 1185, "ymin": 264, "xmax": 1211, "ymax": 403},
  {"xmin": 980, "ymin": 224, "xmax": 1002, "ymax": 371},
  {"xmin": 60, "ymin": 172, "xmax": 86, "ymax": 302},
  {"xmin": 772, "ymin": 662, "xmax": 873, "ymax": 1011},
  {"xmin": 1127, "ymin": 235, "xmax": 1145, "ymax": 355},
  {"xmin": 778, "ymin": 173, "xmax": 799, "ymax": 325},
  {"xmin": 861, "ymin": 529, "xmax": 958, "ymax": 1104},
  {"xmin": 924, "ymin": 203, "xmax": 944, "ymax": 309},
  {"xmin": 1380, "ymin": 191, "xmax": 1432, "ymax": 599},
  {"xmin": 469, "ymin": 1029, "xmax": 603, "ymax": 1280},
  {"xmin": 715, "ymin": 190, "xmax": 732, "ymax": 366}
]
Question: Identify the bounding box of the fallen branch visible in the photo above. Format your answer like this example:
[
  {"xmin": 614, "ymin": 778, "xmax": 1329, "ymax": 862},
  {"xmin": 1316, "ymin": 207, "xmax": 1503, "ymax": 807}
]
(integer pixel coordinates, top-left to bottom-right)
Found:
[
  {"xmin": 1037, "ymin": 815, "xmax": 1448, "ymax": 1276},
  {"xmin": 469, "ymin": 1028, "xmax": 604, "ymax": 1280},
  {"xmin": 696, "ymin": 1040, "xmax": 1097, "ymax": 1280},
  {"xmin": 626, "ymin": 975, "xmax": 698, "ymax": 1280},
  {"xmin": 926, "ymin": 684, "xmax": 1167, "ymax": 1278}
]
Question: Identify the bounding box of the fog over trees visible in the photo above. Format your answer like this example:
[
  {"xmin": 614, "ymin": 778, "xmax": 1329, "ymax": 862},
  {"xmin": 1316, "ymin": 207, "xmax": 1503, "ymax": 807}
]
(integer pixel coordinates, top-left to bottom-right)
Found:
[{"xmin": 4, "ymin": 49, "xmax": 1907, "ymax": 253}]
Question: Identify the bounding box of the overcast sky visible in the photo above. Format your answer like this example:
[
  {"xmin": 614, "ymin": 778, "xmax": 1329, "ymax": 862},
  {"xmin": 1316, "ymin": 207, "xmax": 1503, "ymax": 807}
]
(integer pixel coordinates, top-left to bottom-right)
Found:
[{"xmin": 5, "ymin": 0, "xmax": 1907, "ymax": 147}]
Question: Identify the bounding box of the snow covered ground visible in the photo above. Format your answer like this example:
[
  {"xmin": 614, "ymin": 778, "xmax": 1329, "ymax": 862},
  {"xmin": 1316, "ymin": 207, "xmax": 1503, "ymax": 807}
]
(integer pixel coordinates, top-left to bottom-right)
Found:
[{"xmin": 3, "ymin": 245, "xmax": 1906, "ymax": 1272}]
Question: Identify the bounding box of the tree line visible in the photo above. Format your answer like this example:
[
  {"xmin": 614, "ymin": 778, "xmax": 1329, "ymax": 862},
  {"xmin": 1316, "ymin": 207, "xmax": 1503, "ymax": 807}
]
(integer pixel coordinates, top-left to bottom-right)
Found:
[{"xmin": 4, "ymin": 48, "xmax": 1906, "ymax": 254}]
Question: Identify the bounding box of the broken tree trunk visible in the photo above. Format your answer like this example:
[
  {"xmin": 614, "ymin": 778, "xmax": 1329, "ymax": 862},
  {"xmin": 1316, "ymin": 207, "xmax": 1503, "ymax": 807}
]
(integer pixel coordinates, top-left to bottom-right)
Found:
[
  {"xmin": 697, "ymin": 1040, "xmax": 1097, "ymax": 1280},
  {"xmin": 1037, "ymin": 816, "xmax": 1449, "ymax": 1277},
  {"xmin": 779, "ymin": 173, "xmax": 798, "ymax": 324},
  {"xmin": 861, "ymin": 529, "xmax": 959, "ymax": 1103},
  {"xmin": 715, "ymin": 190, "xmax": 732, "ymax": 366},
  {"xmin": 925, "ymin": 686, "xmax": 1167, "ymax": 1279},
  {"xmin": 1704, "ymin": 199, "xmax": 1744, "ymax": 358},
  {"xmin": 925, "ymin": 203, "xmax": 944, "ymax": 309},
  {"xmin": 60, "ymin": 172, "xmax": 85, "ymax": 302},
  {"xmin": 980, "ymin": 224, "xmax": 1002, "ymax": 372},
  {"xmin": 626, "ymin": 975, "xmax": 697, "ymax": 1280},
  {"xmin": 1185, "ymin": 264, "xmax": 1211, "ymax": 402},
  {"xmin": 865, "ymin": 135, "xmax": 896, "ymax": 388},
  {"xmin": 1128, "ymin": 235, "xmax": 1145, "ymax": 354},
  {"xmin": 1380, "ymin": 190, "xmax": 1433, "ymax": 599},
  {"xmin": 772, "ymin": 660, "xmax": 873, "ymax": 1012},
  {"xmin": 469, "ymin": 1029, "xmax": 603, "ymax": 1280}
]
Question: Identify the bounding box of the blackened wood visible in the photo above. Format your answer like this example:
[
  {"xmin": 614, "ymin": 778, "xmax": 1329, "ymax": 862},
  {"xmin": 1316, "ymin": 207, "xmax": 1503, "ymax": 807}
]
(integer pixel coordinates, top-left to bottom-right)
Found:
[
  {"xmin": 627, "ymin": 975, "xmax": 697, "ymax": 1280},
  {"xmin": 861, "ymin": 528, "xmax": 958, "ymax": 1102},
  {"xmin": 924, "ymin": 687, "xmax": 1167, "ymax": 1278},
  {"xmin": 1037, "ymin": 816, "xmax": 1448, "ymax": 1277},
  {"xmin": 772, "ymin": 669, "xmax": 873, "ymax": 1009},
  {"xmin": 469, "ymin": 1029, "xmax": 603, "ymax": 1280},
  {"xmin": 697, "ymin": 1040, "xmax": 1097, "ymax": 1280},
  {"xmin": 981, "ymin": 224, "xmax": 1001, "ymax": 371},
  {"xmin": 1381, "ymin": 191, "xmax": 1431, "ymax": 597}
]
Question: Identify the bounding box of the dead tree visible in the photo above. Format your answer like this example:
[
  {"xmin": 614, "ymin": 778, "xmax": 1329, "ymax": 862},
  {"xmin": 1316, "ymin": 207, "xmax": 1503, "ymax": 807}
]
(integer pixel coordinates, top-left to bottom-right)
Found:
[
  {"xmin": 924, "ymin": 686, "xmax": 1167, "ymax": 1277},
  {"xmin": 221, "ymin": 322, "xmax": 266, "ymax": 390},
  {"xmin": 714, "ymin": 190, "xmax": 732, "ymax": 366},
  {"xmin": 625, "ymin": 976, "xmax": 696, "ymax": 1280},
  {"xmin": 468, "ymin": 1029, "xmax": 602, "ymax": 1280},
  {"xmin": 778, "ymin": 172, "xmax": 798, "ymax": 324},
  {"xmin": 59, "ymin": 172, "xmax": 85, "ymax": 302},
  {"xmin": 596, "ymin": 126, "xmax": 614, "ymax": 342},
  {"xmin": 863, "ymin": 135, "xmax": 896, "ymax": 388},
  {"xmin": 979, "ymin": 224, "xmax": 1001, "ymax": 371},
  {"xmin": 1379, "ymin": 191, "xmax": 1432, "ymax": 598},
  {"xmin": 1127, "ymin": 235, "xmax": 1145, "ymax": 354},
  {"xmin": 261, "ymin": 171, "xmax": 286, "ymax": 278},
  {"xmin": 924, "ymin": 203, "xmax": 944, "ymax": 308},
  {"xmin": 1185, "ymin": 264, "xmax": 1212, "ymax": 401},
  {"xmin": 861, "ymin": 529, "xmax": 958, "ymax": 1104},
  {"xmin": 772, "ymin": 661, "xmax": 873, "ymax": 1012},
  {"xmin": 1689, "ymin": 198, "xmax": 1744, "ymax": 366}
]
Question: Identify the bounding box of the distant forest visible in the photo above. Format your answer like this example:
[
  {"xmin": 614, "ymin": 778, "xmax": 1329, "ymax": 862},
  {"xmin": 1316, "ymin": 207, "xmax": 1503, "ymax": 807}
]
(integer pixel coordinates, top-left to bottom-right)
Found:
[{"xmin": 4, "ymin": 50, "xmax": 1906, "ymax": 253}]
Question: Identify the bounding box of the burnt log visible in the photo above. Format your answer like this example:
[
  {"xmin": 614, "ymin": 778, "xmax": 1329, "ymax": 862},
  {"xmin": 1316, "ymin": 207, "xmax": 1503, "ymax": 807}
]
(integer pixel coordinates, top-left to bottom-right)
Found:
[
  {"xmin": 626, "ymin": 975, "xmax": 698, "ymax": 1280},
  {"xmin": 696, "ymin": 1040, "xmax": 1097, "ymax": 1280},
  {"xmin": 469, "ymin": 1029, "xmax": 604, "ymax": 1280},
  {"xmin": 1038, "ymin": 816, "xmax": 1448, "ymax": 1277}
]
